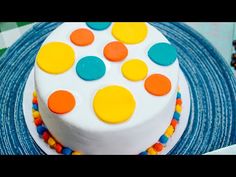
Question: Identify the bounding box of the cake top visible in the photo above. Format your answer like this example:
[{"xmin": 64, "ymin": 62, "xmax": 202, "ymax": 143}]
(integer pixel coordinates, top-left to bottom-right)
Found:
[{"xmin": 35, "ymin": 22, "xmax": 179, "ymax": 129}]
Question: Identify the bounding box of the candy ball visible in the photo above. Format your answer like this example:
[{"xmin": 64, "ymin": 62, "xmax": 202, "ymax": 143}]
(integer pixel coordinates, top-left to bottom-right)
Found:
[
  {"xmin": 159, "ymin": 135, "xmax": 168, "ymax": 144},
  {"xmin": 62, "ymin": 147, "xmax": 73, "ymax": 155},
  {"xmin": 48, "ymin": 137, "xmax": 56, "ymax": 148},
  {"xmin": 37, "ymin": 125, "xmax": 47, "ymax": 135}
]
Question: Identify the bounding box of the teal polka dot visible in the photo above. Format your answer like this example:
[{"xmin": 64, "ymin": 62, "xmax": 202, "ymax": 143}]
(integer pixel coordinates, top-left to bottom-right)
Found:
[
  {"xmin": 148, "ymin": 43, "xmax": 177, "ymax": 66},
  {"xmin": 76, "ymin": 56, "xmax": 106, "ymax": 81},
  {"xmin": 86, "ymin": 22, "xmax": 111, "ymax": 31}
]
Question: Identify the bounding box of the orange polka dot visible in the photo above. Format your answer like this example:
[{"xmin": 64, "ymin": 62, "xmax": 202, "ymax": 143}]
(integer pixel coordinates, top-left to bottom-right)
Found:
[
  {"xmin": 70, "ymin": 28, "xmax": 94, "ymax": 46},
  {"xmin": 48, "ymin": 90, "xmax": 75, "ymax": 114},
  {"xmin": 144, "ymin": 74, "xmax": 171, "ymax": 96},
  {"xmin": 103, "ymin": 41, "xmax": 128, "ymax": 62}
]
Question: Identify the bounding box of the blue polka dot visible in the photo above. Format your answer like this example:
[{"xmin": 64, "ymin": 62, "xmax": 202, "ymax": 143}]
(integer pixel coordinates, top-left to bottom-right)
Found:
[
  {"xmin": 76, "ymin": 56, "xmax": 106, "ymax": 81},
  {"xmin": 148, "ymin": 43, "xmax": 177, "ymax": 66},
  {"xmin": 86, "ymin": 22, "xmax": 111, "ymax": 31}
]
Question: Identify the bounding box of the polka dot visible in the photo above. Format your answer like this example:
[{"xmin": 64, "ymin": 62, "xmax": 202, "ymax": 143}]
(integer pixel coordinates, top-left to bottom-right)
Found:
[
  {"xmin": 36, "ymin": 42, "xmax": 75, "ymax": 74},
  {"xmin": 144, "ymin": 74, "xmax": 171, "ymax": 96},
  {"xmin": 86, "ymin": 22, "xmax": 111, "ymax": 30},
  {"xmin": 70, "ymin": 28, "xmax": 94, "ymax": 46},
  {"xmin": 148, "ymin": 43, "xmax": 177, "ymax": 66},
  {"xmin": 93, "ymin": 85, "xmax": 136, "ymax": 124},
  {"xmin": 76, "ymin": 56, "xmax": 106, "ymax": 81},
  {"xmin": 48, "ymin": 90, "xmax": 75, "ymax": 114},
  {"xmin": 112, "ymin": 22, "xmax": 148, "ymax": 44},
  {"xmin": 103, "ymin": 41, "xmax": 128, "ymax": 62},
  {"xmin": 121, "ymin": 59, "xmax": 148, "ymax": 81}
]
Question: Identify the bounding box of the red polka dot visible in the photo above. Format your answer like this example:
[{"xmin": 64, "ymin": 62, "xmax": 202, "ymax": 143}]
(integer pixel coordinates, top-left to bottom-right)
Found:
[
  {"xmin": 70, "ymin": 28, "xmax": 94, "ymax": 46},
  {"xmin": 103, "ymin": 41, "xmax": 128, "ymax": 62},
  {"xmin": 48, "ymin": 90, "xmax": 76, "ymax": 114},
  {"xmin": 144, "ymin": 74, "xmax": 171, "ymax": 96}
]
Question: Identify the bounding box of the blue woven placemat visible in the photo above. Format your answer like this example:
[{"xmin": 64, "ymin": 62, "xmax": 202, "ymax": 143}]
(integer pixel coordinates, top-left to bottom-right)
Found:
[{"xmin": 0, "ymin": 22, "xmax": 235, "ymax": 155}]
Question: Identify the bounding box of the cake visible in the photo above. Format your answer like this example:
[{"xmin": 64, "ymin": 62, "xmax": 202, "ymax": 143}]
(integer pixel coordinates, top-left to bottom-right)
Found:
[{"xmin": 32, "ymin": 22, "xmax": 182, "ymax": 155}]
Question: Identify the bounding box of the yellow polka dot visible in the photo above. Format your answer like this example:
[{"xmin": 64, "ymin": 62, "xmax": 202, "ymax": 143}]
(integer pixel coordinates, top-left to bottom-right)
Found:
[
  {"xmin": 121, "ymin": 59, "xmax": 148, "ymax": 81},
  {"xmin": 112, "ymin": 22, "xmax": 148, "ymax": 44},
  {"xmin": 36, "ymin": 42, "xmax": 75, "ymax": 74},
  {"xmin": 93, "ymin": 85, "xmax": 136, "ymax": 124}
]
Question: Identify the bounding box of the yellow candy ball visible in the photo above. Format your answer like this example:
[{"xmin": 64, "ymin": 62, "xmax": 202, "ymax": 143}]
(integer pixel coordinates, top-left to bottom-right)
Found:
[
  {"xmin": 165, "ymin": 125, "xmax": 174, "ymax": 137},
  {"xmin": 48, "ymin": 137, "xmax": 56, "ymax": 148},
  {"xmin": 72, "ymin": 151, "xmax": 83, "ymax": 155},
  {"xmin": 175, "ymin": 105, "xmax": 182, "ymax": 113},
  {"xmin": 147, "ymin": 147, "xmax": 158, "ymax": 155},
  {"xmin": 32, "ymin": 111, "xmax": 40, "ymax": 119},
  {"xmin": 33, "ymin": 91, "xmax": 37, "ymax": 98}
]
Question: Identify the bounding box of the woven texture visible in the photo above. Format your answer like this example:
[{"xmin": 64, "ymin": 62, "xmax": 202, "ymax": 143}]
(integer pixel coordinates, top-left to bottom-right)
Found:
[{"xmin": 0, "ymin": 22, "xmax": 235, "ymax": 155}]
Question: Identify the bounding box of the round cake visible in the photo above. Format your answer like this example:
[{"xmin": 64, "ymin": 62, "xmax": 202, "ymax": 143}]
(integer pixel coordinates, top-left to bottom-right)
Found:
[{"xmin": 34, "ymin": 22, "xmax": 180, "ymax": 154}]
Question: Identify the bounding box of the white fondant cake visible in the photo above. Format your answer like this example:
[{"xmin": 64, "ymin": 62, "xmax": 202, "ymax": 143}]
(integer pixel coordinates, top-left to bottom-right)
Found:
[{"xmin": 34, "ymin": 22, "xmax": 179, "ymax": 154}]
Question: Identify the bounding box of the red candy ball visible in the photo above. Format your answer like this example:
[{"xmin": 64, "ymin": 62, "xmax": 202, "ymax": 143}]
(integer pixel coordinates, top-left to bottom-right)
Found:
[
  {"xmin": 176, "ymin": 98, "xmax": 182, "ymax": 105},
  {"xmin": 42, "ymin": 131, "xmax": 50, "ymax": 142},
  {"xmin": 34, "ymin": 118, "xmax": 43, "ymax": 126},
  {"xmin": 33, "ymin": 97, "xmax": 38, "ymax": 104},
  {"xmin": 54, "ymin": 143, "xmax": 63, "ymax": 153},
  {"xmin": 171, "ymin": 119, "xmax": 178, "ymax": 129},
  {"xmin": 153, "ymin": 143, "xmax": 163, "ymax": 152}
]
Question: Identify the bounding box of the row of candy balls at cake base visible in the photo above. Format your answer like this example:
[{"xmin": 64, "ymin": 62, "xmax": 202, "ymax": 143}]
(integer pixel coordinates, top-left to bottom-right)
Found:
[
  {"xmin": 139, "ymin": 90, "xmax": 182, "ymax": 155},
  {"xmin": 32, "ymin": 91, "xmax": 82, "ymax": 155}
]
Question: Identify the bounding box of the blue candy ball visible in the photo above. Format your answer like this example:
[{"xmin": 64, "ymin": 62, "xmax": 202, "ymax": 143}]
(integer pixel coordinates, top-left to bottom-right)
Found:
[
  {"xmin": 177, "ymin": 92, "xmax": 181, "ymax": 99},
  {"xmin": 159, "ymin": 135, "xmax": 168, "ymax": 144},
  {"xmin": 62, "ymin": 147, "xmax": 73, "ymax": 155},
  {"xmin": 37, "ymin": 125, "xmax": 47, "ymax": 135},
  {"xmin": 139, "ymin": 151, "xmax": 148, "ymax": 155},
  {"xmin": 32, "ymin": 103, "xmax": 38, "ymax": 111},
  {"xmin": 173, "ymin": 112, "xmax": 180, "ymax": 121}
]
